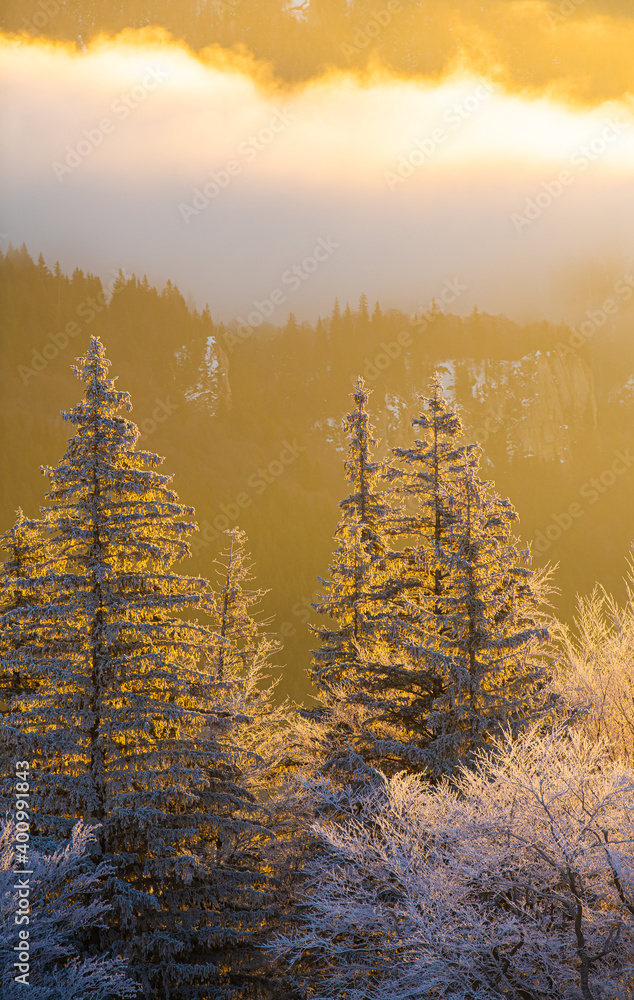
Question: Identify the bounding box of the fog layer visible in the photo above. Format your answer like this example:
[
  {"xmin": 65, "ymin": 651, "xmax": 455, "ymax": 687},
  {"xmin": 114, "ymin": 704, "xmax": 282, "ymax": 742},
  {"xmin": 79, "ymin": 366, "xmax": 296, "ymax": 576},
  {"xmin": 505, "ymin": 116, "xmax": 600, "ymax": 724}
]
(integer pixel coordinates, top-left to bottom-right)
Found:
[{"xmin": 2, "ymin": 32, "xmax": 633, "ymax": 323}]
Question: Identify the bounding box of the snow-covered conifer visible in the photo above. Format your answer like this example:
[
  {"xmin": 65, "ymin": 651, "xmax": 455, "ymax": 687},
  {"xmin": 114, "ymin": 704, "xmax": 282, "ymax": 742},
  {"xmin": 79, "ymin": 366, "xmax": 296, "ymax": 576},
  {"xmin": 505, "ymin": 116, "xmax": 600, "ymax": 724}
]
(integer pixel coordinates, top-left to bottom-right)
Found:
[
  {"xmin": 0, "ymin": 509, "xmax": 47, "ymax": 708},
  {"xmin": 0, "ymin": 338, "xmax": 271, "ymax": 999},
  {"xmin": 311, "ymin": 378, "xmax": 394, "ymax": 695},
  {"xmin": 300, "ymin": 378, "xmax": 405, "ymax": 790},
  {"xmin": 362, "ymin": 449, "xmax": 551, "ymax": 777},
  {"xmin": 385, "ymin": 370, "xmax": 475, "ymax": 655},
  {"xmin": 207, "ymin": 527, "xmax": 293, "ymax": 802},
  {"xmin": 205, "ymin": 528, "xmax": 306, "ymax": 997}
]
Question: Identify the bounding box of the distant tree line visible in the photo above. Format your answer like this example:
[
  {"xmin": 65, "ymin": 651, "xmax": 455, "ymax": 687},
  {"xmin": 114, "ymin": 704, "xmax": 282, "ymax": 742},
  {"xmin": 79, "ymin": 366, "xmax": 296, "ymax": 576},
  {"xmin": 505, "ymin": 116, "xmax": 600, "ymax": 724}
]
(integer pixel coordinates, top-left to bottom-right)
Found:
[{"xmin": 1, "ymin": 336, "xmax": 633, "ymax": 998}]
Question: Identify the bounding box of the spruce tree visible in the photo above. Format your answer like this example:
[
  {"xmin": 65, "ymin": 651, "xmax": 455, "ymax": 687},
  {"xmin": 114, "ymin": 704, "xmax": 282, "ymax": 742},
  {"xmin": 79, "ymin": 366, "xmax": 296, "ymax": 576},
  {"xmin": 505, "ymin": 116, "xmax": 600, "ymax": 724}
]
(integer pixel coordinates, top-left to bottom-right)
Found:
[
  {"xmin": 362, "ymin": 447, "xmax": 551, "ymax": 777},
  {"xmin": 386, "ymin": 371, "xmax": 475, "ymax": 645},
  {"xmin": 0, "ymin": 509, "xmax": 45, "ymax": 708},
  {"xmin": 316, "ymin": 373, "xmax": 551, "ymax": 778},
  {"xmin": 301, "ymin": 379, "xmax": 403, "ymax": 791},
  {"xmin": 415, "ymin": 452, "xmax": 551, "ymax": 774},
  {"xmin": 310, "ymin": 378, "xmax": 393, "ymax": 695},
  {"xmin": 207, "ymin": 527, "xmax": 291, "ymax": 800},
  {"xmin": 0, "ymin": 338, "xmax": 270, "ymax": 999},
  {"xmin": 206, "ymin": 529, "xmax": 302, "ymax": 998}
]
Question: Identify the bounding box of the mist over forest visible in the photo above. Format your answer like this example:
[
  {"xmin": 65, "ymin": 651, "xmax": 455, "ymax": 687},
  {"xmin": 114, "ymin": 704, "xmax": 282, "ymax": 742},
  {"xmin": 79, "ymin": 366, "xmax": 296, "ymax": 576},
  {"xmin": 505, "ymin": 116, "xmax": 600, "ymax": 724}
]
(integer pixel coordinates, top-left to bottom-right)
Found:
[{"xmin": 2, "ymin": 9, "xmax": 634, "ymax": 327}]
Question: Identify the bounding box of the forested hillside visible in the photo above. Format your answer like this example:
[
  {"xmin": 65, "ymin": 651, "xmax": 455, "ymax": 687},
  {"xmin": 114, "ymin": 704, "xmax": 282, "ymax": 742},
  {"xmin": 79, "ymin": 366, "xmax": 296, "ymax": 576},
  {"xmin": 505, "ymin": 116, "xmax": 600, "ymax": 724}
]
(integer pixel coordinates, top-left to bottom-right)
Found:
[{"xmin": 1, "ymin": 244, "xmax": 633, "ymax": 701}]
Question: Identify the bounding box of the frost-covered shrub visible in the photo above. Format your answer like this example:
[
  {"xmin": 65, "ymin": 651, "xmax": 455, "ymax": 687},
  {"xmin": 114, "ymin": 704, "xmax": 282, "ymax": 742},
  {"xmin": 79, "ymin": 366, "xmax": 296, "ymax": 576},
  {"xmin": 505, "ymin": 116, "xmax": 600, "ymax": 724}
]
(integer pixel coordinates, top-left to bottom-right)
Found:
[
  {"xmin": 272, "ymin": 728, "xmax": 634, "ymax": 1000},
  {"xmin": 552, "ymin": 575, "xmax": 634, "ymax": 763},
  {"xmin": 0, "ymin": 820, "xmax": 138, "ymax": 999}
]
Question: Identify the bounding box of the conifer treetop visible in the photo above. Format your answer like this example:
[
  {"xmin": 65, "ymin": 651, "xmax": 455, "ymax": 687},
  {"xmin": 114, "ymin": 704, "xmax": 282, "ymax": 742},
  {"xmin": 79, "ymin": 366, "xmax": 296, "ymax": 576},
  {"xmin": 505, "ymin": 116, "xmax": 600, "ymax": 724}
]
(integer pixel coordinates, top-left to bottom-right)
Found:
[
  {"xmin": 411, "ymin": 370, "xmax": 461, "ymax": 436},
  {"xmin": 339, "ymin": 377, "xmax": 387, "ymax": 525},
  {"xmin": 61, "ymin": 335, "xmax": 137, "ymax": 452},
  {"xmin": 210, "ymin": 526, "xmax": 280, "ymax": 684},
  {"xmin": 39, "ymin": 336, "xmax": 198, "ymax": 572},
  {"xmin": 0, "ymin": 508, "xmax": 41, "ymax": 569},
  {"xmin": 311, "ymin": 378, "xmax": 395, "ymax": 694},
  {"xmin": 391, "ymin": 371, "xmax": 474, "ymax": 484}
]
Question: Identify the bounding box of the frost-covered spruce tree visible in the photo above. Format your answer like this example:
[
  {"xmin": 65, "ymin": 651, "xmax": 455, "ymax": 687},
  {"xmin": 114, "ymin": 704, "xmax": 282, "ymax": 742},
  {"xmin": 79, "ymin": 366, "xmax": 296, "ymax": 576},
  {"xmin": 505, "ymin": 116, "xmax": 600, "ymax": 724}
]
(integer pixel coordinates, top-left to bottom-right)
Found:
[
  {"xmin": 207, "ymin": 527, "xmax": 292, "ymax": 799},
  {"xmin": 302, "ymin": 379, "xmax": 401, "ymax": 786},
  {"xmin": 311, "ymin": 378, "xmax": 394, "ymax": 694},
  {"xmin": 206, "ymin": 528, "xmax": 303, "ymax": 997},
  {"xmin": 284, "ymin": 381, "xmax": 400, "ymax": 990},
  {"xmin": 406, "ymin": 451, "xmax": 551, "ymax": 776},
  {"xmin": 1, "ymin": 338, "xmax": 270, "ymax": 1000},
  {"xmin": 354, "ymin": 391, "xmax": 551, "ymax": 777},
  {"xmin": 385, "ymin": 370, "xmax": 475, "ymax": 655},
  {"xmin": 0, "ymin": 509, "xmax": 47, "ymax": 708}
]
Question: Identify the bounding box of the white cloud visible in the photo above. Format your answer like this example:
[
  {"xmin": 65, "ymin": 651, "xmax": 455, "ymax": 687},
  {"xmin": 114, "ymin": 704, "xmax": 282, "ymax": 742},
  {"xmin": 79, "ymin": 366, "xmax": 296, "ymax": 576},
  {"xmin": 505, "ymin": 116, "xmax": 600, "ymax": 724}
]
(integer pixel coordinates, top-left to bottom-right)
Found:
[{"xmin": 1, "ymin": 33, "xmax": 633, "ymax": 324}]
